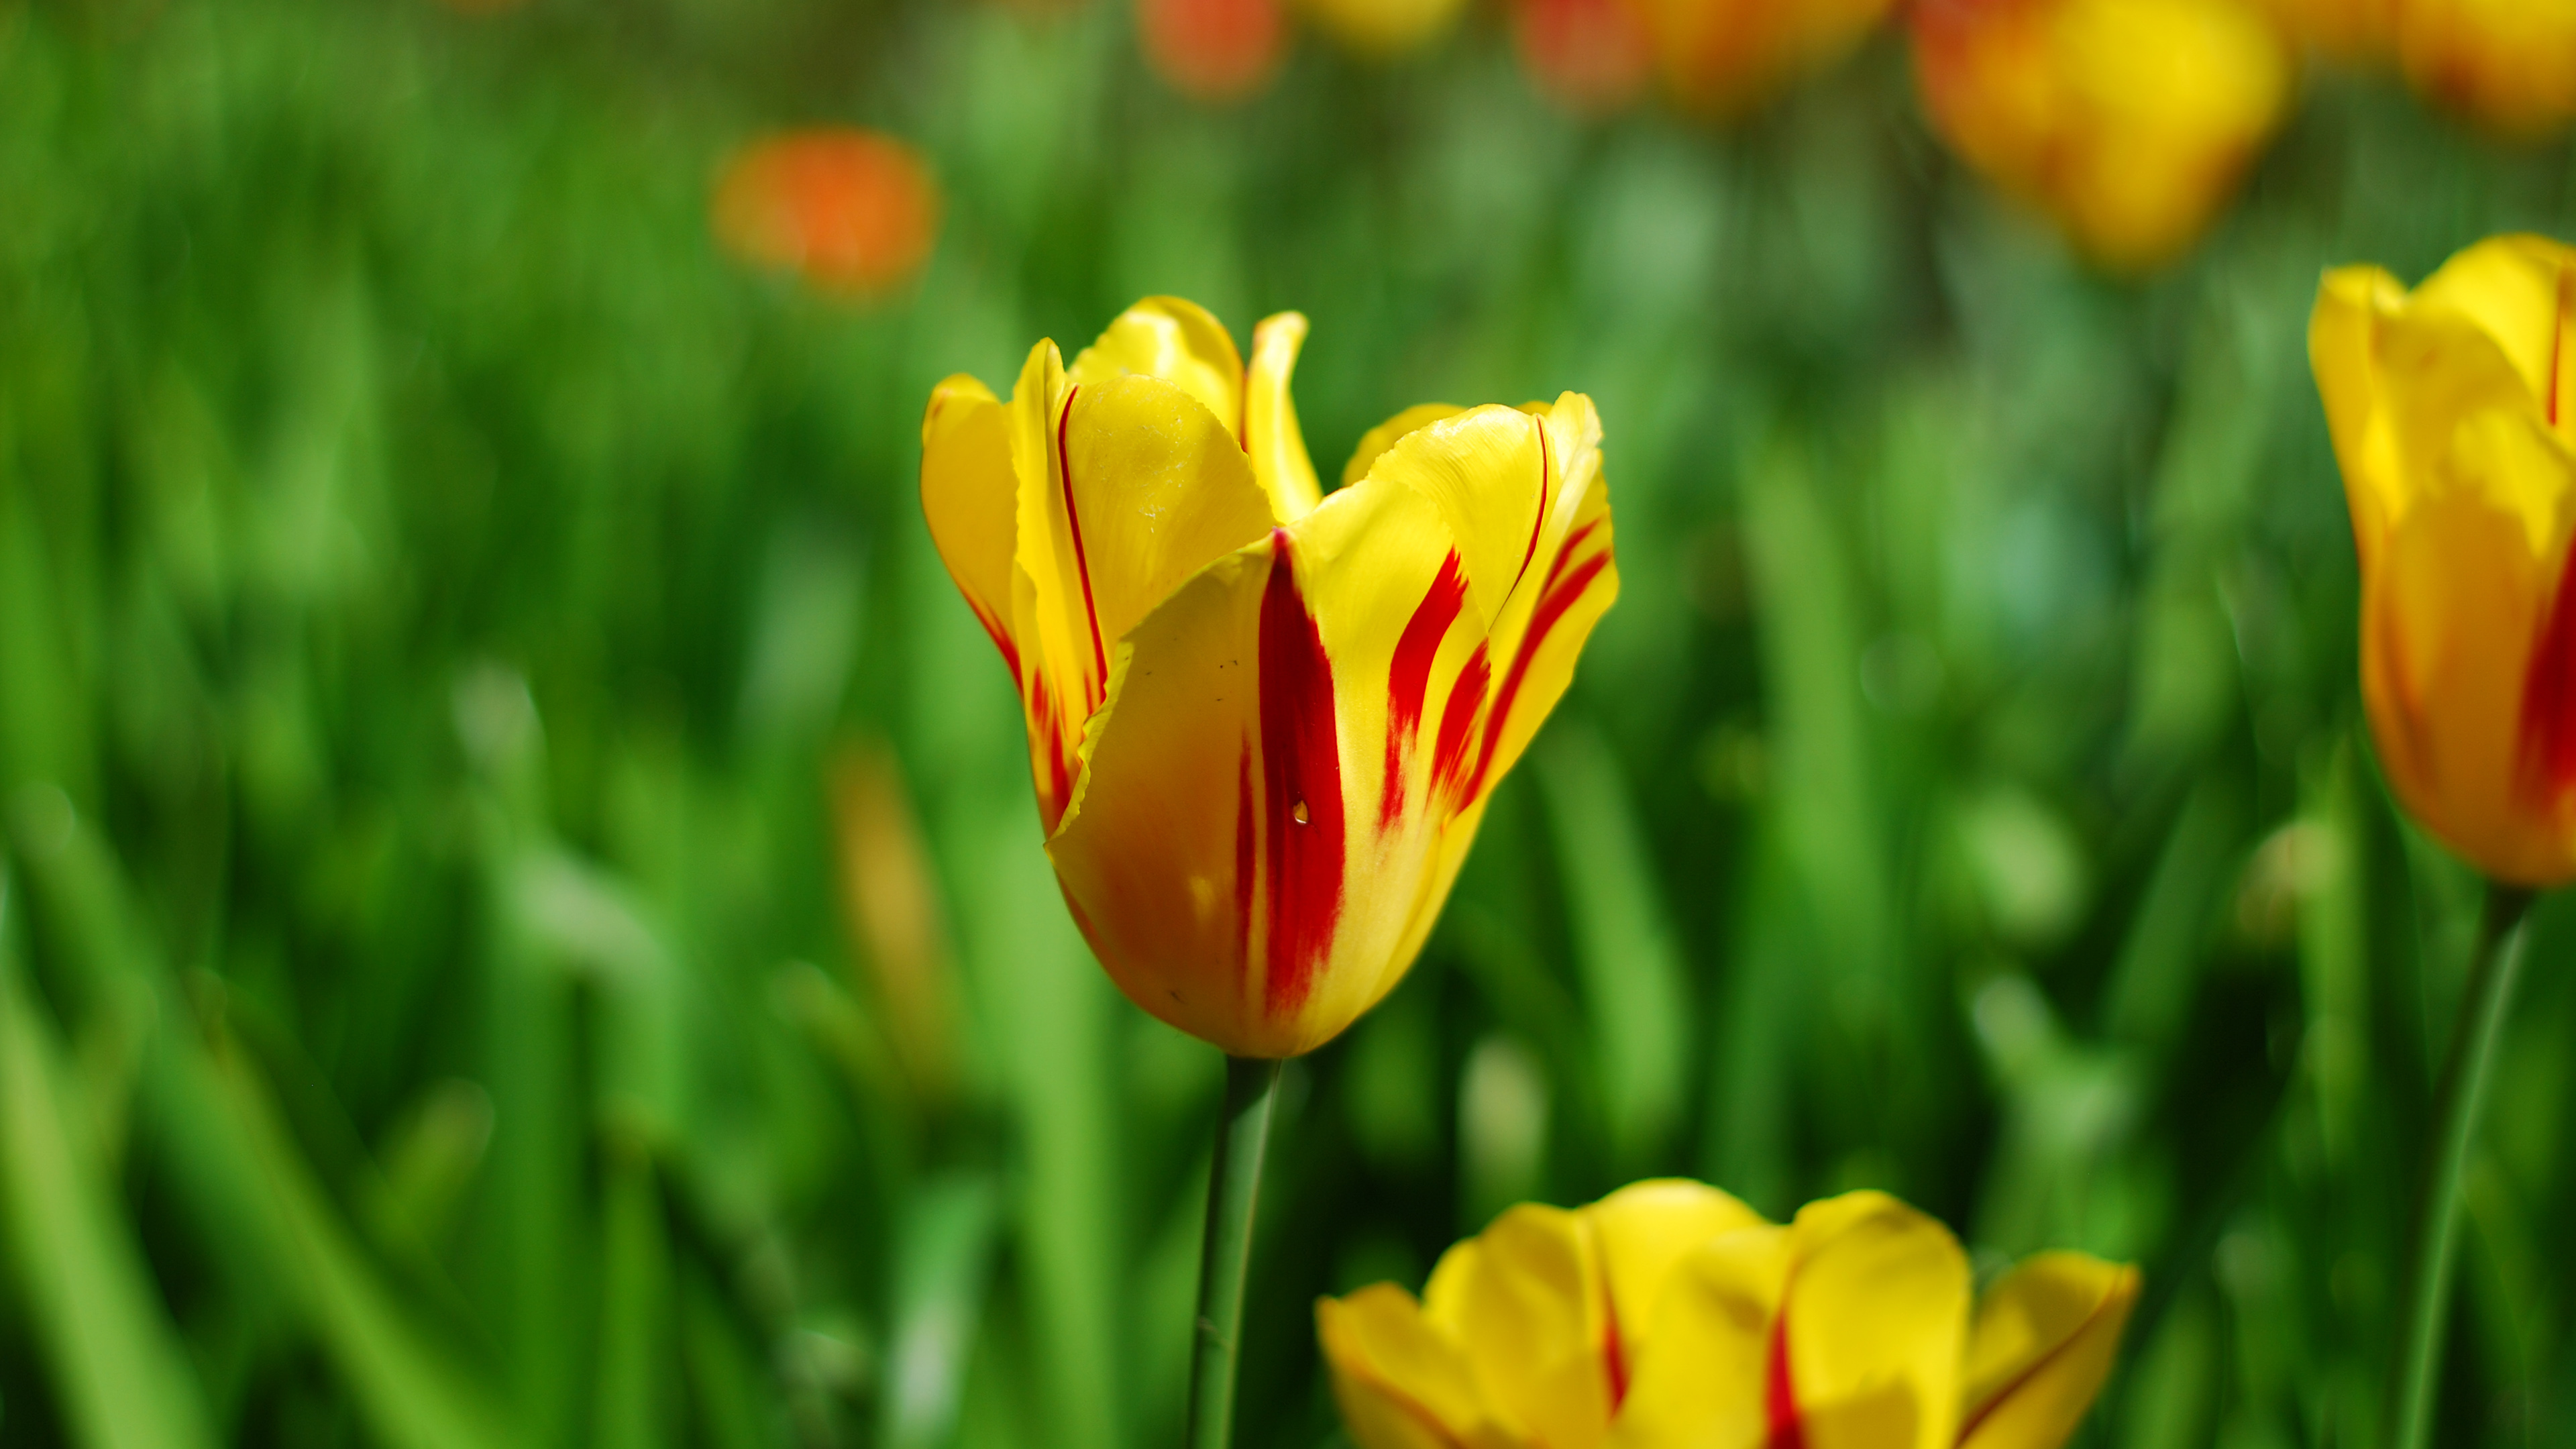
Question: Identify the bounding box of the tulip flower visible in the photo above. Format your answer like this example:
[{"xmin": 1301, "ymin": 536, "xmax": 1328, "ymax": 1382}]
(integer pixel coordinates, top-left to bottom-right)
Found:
[
  {"xmin": 1911, "ymin": 0, "xmax": 2293, "ymax": 272},
  {"xmin": 2310, "ymin": 235, "xmax": 2576, "ymax": 886},
  {"xmin": 919, "ymin": 299, "xmax": 1618, "ymax": 1059},
  {"xmin": 1299, "ymin": 0, "xmax": 1472, "ymax": 58},
  {"xmin": 1515, "ymin": 0, "xmax": 1656, "ymax": 115},
  {"xmin": 1320, "ymin": 1181, "xmax": 2139, "ymax": 1449},
  {"xmin": 1626, "ymin": 0, "xmax": 1897, "ymax": 118},
  {"xmin": 712, "ymin": 129, "xmax": 941, "ymax": 298},
  {"xmin": 1141, "ymin": 0, "xmax": 1290, "ymax": 103},
  {"xmin": 2393, "ymin": 0, "xmax": 2576, "ymax": 138},
  {"xmin": 2310, "ymin": 234, "xmax": 2576, "ymax": 1449}
]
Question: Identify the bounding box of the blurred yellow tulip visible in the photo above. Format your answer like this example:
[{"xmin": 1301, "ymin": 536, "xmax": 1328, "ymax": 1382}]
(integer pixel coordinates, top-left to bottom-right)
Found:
[
  {"xmin": 1299, "ymin": 0, "xmax": 1471, "ymax": 57},
  {"xmin": 2394, "ymin": 0, "xmax": 2576, "ymax": 138},
  {"xmin": 2259, "ymin": 0, "xmax": 2392, "ymax": 56},
  {"xmin": 2312, "ymin": 235, "xmax": 2576, "ymax": 886},
  {"xmin": 1319, "ymin": 1181, "xmax": 2139, "ymax": 1449},
  {"xmin": 920, "ymin": 299, "xmax": 1618, "ymax": 1057},
  {"xmin": 1911, "ymin": 0, "xmax": 2292, "ymax": 272},
  {"xmin": 1627, "ymin": 0, "xmax": 1896, "ymax": 117}
]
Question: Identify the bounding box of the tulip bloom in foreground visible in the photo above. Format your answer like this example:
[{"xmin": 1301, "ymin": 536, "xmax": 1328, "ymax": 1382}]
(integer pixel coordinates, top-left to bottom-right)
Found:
[
  {"xmin": 921, "ymin": 299, "xmax": 1618, "ymax": 1057},
  {"xmin": 1320, "ymin": 1181, "xmax": 2138, "ymax": 1449},
  {"xmin": 2311, "ymin": 234, "xmax": 2576, "ymax": 885},
  {"xmin": 1912, "ymin": 0, "xmax": 2291, "ymax": 272}
]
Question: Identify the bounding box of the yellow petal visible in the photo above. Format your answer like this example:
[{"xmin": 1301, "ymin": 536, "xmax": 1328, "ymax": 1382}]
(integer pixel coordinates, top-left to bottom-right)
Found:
[
  {"xmin": 2365, "ymin": 468, "xmax": 2576, "ymax": 883},
  {"xmin": 1319, "ymin": 1286, "xmax": 1528, "ymax": 1449},
  {"xmin": 1044, "ymin": 470, "xmax": 1470, "ymax": 1056},
  {"xmin": 1780, "ymin": 1191, "xmax": 1970, "ymax": 1449},
  {"xmin": 1247, "ymin": 313, "xmax": 1325, "ymax": 522},
  {"xmin": 2310, "ymin": 264, "xmax": 2412, "ymax": 570},
  {"xmin": 2410, "ymin": 233, "xmax": 2576, "ymax": 443},
  {"xmin": 1583, "ymin": 1179, "xmax": 1770, "ymax": 1362},
  {"xmin": 2397, "ymin": 0, "xmax": 2576, "ymax": 138},
  {"xmin": 1605, "ymin": 1224, "xmax": 1788, "ymax": 1449},
  {"xmin": 1345, "ymin": 403, "xmax": 1467, "ymax": 488},
  {"xmin": 1007, "ymin": 356, "xmax": 1276, "ymax": 832},
  {"xmin": 1424, "ymin": 1206, "xmax": 1615, "ymax": 1449},
  {"xmin": 1957, "ymin": 1254, "xmax": 2141, "ymax": 1449},
  {"xmin": 920, "ymin": 374, "xmax": 1020, "ymax": 669},
  {"xmin": 1068, "ymin": 295, "xmax": 1246, "ymax": 438}
]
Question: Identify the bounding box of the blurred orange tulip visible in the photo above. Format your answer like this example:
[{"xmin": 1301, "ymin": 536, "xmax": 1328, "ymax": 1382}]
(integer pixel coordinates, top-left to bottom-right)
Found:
[
  {"xmin": 1299, "ymin": 0, "xmax": 1471, "ymax": 58},
  {"xmin": 712, "ymin": 129, "xmax": 941, "ymax": 299},
  {"xmin": 1913, "ymin": 0, "xmax": 2292, "ymax": 272},
  {"xmin": 1627, "ymin": 0, "xmax": 1896, "ymax": 118},
  {"xmin": 2395, "ymin": 0, "xmax": 2576, "ymax": 138},
  {"xmin": 1141, "ymin": 0, "xmax": 1289, "ymax": 102},
  {"xmin": 2312, "ymin": 235, "xmax": 2576, "ymax": 886},
  {"xmin": 1515, "ymin": 0, "xmax": 1655, "ymax": 115}
]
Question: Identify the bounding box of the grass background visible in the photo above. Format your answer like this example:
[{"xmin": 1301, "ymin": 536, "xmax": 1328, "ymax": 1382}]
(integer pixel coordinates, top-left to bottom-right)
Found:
[{"xmin": 3, "ymin": 0, "xmax": 2576, "ymax": 1445}]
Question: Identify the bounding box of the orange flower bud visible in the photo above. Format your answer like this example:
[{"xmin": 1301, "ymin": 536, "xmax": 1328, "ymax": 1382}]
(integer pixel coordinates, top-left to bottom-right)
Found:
[
  {"xmin": 1912, "ymin": 0, "xmax": 2292, "ymax": 272},
  {"xmin": 2395, "ymin": 0, "xmax": 2576, "ymax": 138},
  {"xmin": 1515, "ymin": 0, "xmax": 1655, "ymax": 115},
  {"xmin": 1140, "ymin": 0, "xmax": 1289, "ymax": 103},
  {"xmin": 712, "ymin": 129, "xmax": 941, "ymax": 299},
  {"xmin": 2313, "ymin": 235, "xmax": 2576, "ymax": 886},
  {"xmin": 1627, "ymin": 0, "xmax": 1896, "ymax": 118}
]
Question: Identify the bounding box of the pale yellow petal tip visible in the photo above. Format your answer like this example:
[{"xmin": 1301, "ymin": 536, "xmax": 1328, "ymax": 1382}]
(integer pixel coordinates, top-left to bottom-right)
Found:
[{"xmin": 922, "ymin": 372, "xmax": 998, "ymax": 430}]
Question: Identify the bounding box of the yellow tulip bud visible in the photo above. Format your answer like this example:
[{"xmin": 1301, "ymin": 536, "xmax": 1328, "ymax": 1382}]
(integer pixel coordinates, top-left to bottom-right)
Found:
[
  {"xmin": 1627, "ymin": 0, "xmax": 1897, "ymax": 118},
  {"xmin": 1911, "ymin": 0, "xmax": 2293, "ymax": 272},
  {"xmin": 1299, "ymin": 0, "xmax": 1472, "ymax": 58},
  {"xmin": 920, "ymin": 299, "xmax": 1619, "ymax": 1057},
  {"xmin": 2395, "ymin": 0, "xmax": 2576, "ymax": 139},
  {"xmin": 2312, "ymin": 235, "xmax": 2576, "ymax": 887},
  {"xmin": 1318, "ymin": 1180, "xmax": 2139, "ymax": 1449}
]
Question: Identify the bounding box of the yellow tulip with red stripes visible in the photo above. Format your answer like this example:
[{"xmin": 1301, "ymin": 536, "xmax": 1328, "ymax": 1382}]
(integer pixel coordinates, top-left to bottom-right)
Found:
[
  {"xmin": 2312, "ymin": 234, "xmax": 2576, "ymax": 887},
  {"xmin": 1318, "ymin": 1181, "xmax": 2139, "ymax": 1449},
  {"xmin": 920, "ymin": 299, "xmax": 1618, "ymax": 1058}
]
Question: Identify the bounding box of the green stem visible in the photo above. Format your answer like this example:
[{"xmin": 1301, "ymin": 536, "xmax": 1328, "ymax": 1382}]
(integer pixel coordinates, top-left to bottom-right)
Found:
[
  {"xmin": 2385, "ymin": 882, "xmax": 2534, "ymax": 1449},
  {"xmin": 1185, "ymin": 1055, "xmax": 1284, "ymax": 1449}
]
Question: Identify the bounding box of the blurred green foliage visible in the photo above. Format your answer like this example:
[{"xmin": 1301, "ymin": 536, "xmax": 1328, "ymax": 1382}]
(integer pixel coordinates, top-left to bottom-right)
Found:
[{"xmin": 5, "ymin": 0, "xmax": 2576, "ymax": 1446}]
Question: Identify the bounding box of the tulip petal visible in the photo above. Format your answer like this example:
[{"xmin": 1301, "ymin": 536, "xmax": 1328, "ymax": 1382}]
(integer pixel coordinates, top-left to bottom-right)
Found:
[
  {"xmin": 2367, "ymin": 470, "xmax": 2576, "ymax": 882},
  {"xmin": 1248, "ymin": 313, "xmax": 1326, "ymax": 521},
  {"xmin": 1364, "ymin": 395, "xmax": 1619, "ymax": 811},
  {"xmin": 920, "ymin": 374, "xmax": 1022, "ymax": 672},
  {"xmin": 1346, "ymin": 403, "xmax": 1468, "ymax": 488},
  {"xmin": 1068, "ymin": 295, "xmax": 1246, "ymax": 438},
  {"xmin": 1956, "ymin": 1254, "xmax": 2140, "ymax": 1449},
  {"xmin": 1319, "ymin": 1286, "xmax": 1527, "ymax": 1449},
  {"xmin": 1778, "ymin": 1191, "xmax": 1970, "ymax": 1449},
  {"xmin": 1045, "ymin": 472, "xmax": 1466, "ymax": 1055},
  {"xmin": 1424, "ymin": 1207, "xmax": 1615, "ymax": 1449},
  {"xmin": 1605, "ymin": 1224, "xmax": 1787, "ymax": 1449},
  {"xmin": 1584, "ymin": 1179, "xmax": 1769, "ymax": 1365},
  {"xmin": 2410, "ymin": 235, "xmax": 2576, "ymax": 431},
  {"xmin": 1007, "ymin": 353, "xmax": 1277, "ymax": 830},
  {"xmin": 2311, "ymin": 264, "xmax": 2413, "ymax": 570}
]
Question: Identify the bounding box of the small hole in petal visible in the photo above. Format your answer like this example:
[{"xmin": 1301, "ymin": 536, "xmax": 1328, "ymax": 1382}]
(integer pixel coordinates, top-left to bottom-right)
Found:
[{"xmin": 1291, "ymin": 800, "xmax": 1310, "ymax": 825}]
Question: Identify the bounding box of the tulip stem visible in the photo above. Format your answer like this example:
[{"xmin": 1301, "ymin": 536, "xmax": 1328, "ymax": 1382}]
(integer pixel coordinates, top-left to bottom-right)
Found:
[
  {"xmin": 2385, "ymin": 881, "xmax": 2534, "ymax": 1449},
  {"xmin": 1185, "ymin": 1055, "xmax": 1284, "ymax": 1449}
]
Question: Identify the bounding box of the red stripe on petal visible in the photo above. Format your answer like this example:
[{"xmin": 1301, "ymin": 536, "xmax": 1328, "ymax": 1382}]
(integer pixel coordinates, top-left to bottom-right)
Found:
[
  {"xmin": 1258, "ymin": 529, "xmax": 1346, "ymax": 1017},
  {"xmin": 1601, "ymin": 1293, "xmax": 1630, "ymax": 1415},
  {"xmin": 1381, "ymin": 552, "xmax": 1470, "ymax": 828},
  {"xmin": 1465, "ymin": 548, "xmax": 1610, "ymax": 804},
  {"xmin": 2520, "ymin": 547, "xmax": 2576, "ymax": 801},
  {"xmin": 1764, "ymin": 1311, "xmax": 1805, "ymax": 1449},
  {"xmin": 1431, "ymin": 643, "xmax": 1490, "ymax": 808},
  {"xmin": 1505, "ymin": 417, "xmax": 1553, "ymax": 605},
  {"xmin": 971, "ymin": 601, "xmax": 1022, "ymax": 682},
  {"xmin": 1057, "ymin": 386, "xmax": 1110, "ymax": 695}
]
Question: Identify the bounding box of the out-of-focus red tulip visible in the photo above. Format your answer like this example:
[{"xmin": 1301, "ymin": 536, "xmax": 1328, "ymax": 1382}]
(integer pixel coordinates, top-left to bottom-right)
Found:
[
  {"xmin": 1629, "ymin": 0, "xmax": 1896, "ymax": 118},
  {"xmin": 1141, "ymin": 0, "xmax": 1289, "ymax": 102},
  {"xmin": 1515, "ymin": 0, "xmax": 1655, "ymax": 114},
  {"xmin": 712, "ymin": 129, "xmax": 942, "ymax": 299}
]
